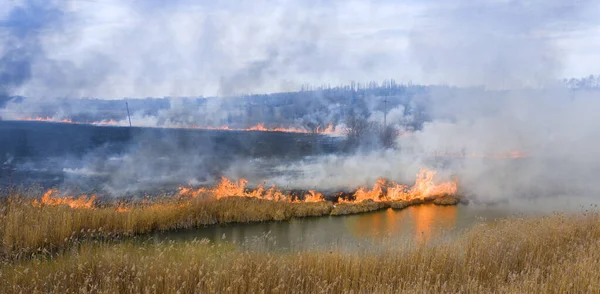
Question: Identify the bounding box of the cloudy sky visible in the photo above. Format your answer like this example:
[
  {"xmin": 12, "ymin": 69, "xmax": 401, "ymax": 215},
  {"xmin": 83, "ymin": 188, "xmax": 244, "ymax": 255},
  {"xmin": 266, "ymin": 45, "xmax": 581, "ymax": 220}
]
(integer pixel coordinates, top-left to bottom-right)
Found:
[{"xmin": 1, "ymin": 0, "xmax": 599, "ymax": 99}]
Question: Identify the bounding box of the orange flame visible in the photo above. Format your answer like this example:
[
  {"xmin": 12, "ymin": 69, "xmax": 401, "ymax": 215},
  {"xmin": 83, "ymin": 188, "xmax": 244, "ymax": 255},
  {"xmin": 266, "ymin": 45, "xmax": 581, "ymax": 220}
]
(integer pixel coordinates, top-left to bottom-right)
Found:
[
  {"xmin": 344, "ymin": 169, "xmax": 457, "ymax": 202},
  {"xmin": 30, "ymin": 170, "xmax": 456, "ymax": 210},
  {"xmin": 15, "ymin": 117, "xmax": 343, "ymax": 135},
  {"xmin": 303, "ymin": 190, "xmax": 324, "ymax": 202},
  {"xmin": 187, "ymin": 122, "xmax": 342, "ymax": 135},
  {"xmin": 33, "ymin": 189, "xmax": 96, "ymax": 209},
  {"xmin": 180, "ymin": 168, "xmax": 456, "ymax": 203},
  {"xmin": 179, "ymin": 177, "xmax": 290, "ymax": 202},
  {"xmin": 20, "ymin": 117, "xmax": 74, "ymax": 124},
  {"xmin": 116, "ymin": 203, "xmax": 131, "ymax": 213}
]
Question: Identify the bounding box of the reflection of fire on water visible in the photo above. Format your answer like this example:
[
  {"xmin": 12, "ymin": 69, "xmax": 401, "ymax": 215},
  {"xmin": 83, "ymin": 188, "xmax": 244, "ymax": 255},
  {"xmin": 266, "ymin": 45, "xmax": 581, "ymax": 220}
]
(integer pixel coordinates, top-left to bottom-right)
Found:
[
  {"xmin": 346, "ymin": 204, "xmax": 457, "ymax": 241},
  {"xmin": 411, "ymin": 205, "xmax": 457, "ymax": 242}
]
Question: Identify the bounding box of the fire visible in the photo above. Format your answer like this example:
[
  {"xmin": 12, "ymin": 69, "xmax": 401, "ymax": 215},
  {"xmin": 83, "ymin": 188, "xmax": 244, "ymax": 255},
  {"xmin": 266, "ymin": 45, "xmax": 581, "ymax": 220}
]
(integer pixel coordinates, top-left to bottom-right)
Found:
[
  {"xmin": 14, "ymin": 116, "xmax": 343, "ymax": 135},
  {"xmin": 405, "ymin": 168, "xmax": 457, "ymax": 200},
  {"xmin": 303, "ymin": 190, "xmax": 324, "ymax": 202},
  {"xmin": 179, "ymin": 177, "xmax": 289, "ymax": 202},
  {"xmin": 116, "ymin": 203, "xmax": 131, "ymax": 213},
  {"xmin": 345, "ymin": 169, "xmax": 457, "ymax": 202},
  {"xmin": 180, "ymin": 168, "xmax": 456, "ymax": 204},
  {"xmin": 33, "ymin": 189, "xmax": 96, "ymax": 209},
  {"xmin": 21, "ymin": 117, "xmax": 75, "ymax": 124},
  {"xmin": 187, "ymin": 122, "xmax": 342, "ymax": 135},
  {"xmin": 30, "ymin": 170, "xmax": 456, "ymax": 211}
]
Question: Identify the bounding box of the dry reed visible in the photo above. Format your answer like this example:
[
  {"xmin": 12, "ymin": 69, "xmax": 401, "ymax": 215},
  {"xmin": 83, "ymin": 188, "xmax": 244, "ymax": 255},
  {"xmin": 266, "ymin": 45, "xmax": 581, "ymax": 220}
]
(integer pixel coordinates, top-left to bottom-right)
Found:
[
  {"xmin": 0, "ymin": 194, "xmax": 332, "ymax": 261},
  {"xmin": 1, "ymin": 212, "xmax": 599, "ymax": 293}
]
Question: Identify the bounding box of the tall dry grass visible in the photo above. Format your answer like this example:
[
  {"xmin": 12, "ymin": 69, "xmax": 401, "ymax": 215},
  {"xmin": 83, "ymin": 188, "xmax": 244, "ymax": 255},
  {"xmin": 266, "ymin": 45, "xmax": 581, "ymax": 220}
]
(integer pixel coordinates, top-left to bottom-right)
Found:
[
  {"xmin": 0, "ymin": 194, "xmax": 332, "ymax": 261},
  {"xmin": 1, "ymin": 212, "xmax": 599, "ymax": 293}
]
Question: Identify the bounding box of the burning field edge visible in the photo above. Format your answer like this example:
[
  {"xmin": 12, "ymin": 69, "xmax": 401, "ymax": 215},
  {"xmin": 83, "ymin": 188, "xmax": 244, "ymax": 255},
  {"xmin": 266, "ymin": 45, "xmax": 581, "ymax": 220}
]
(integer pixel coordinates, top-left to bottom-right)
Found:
[
  {"xmin": 0, "ymin": 189, "xmax": 463, "ymax": 263},
  {"xmin": 0, "ymin": 168, "xmax": 463, "ymax": 261}
]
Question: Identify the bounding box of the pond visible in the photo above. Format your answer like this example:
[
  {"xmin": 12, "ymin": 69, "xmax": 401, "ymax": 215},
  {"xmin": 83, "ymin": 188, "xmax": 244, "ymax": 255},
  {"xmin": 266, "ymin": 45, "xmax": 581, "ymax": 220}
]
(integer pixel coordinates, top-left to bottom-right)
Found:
[{"xmin": 150, "ymin": 195, "xmax": 598, "ymax": 252}]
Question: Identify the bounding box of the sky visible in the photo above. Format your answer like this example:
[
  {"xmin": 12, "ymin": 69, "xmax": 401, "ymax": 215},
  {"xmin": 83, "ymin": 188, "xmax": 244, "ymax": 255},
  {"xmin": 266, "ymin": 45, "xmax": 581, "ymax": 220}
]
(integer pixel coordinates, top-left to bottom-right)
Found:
[{"xmin": 1, "ymin": 0, "xmax": 599, "ymax": 99}]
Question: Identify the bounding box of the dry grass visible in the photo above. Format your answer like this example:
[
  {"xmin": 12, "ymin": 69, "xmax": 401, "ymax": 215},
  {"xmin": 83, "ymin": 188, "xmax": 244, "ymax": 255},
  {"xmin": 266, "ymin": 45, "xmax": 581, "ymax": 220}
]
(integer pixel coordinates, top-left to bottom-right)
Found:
[
  {"xmin": 433, "ymin": 194, "xmax": 461, "ymax": 205},
  {"xmin": 0, "ymin": 195, "xmax": 332, "ymax": 261},
  {"xmin": 1, "ymin": 212, "xmax": 599, "ymax": 293},
  {"xmin": 330, "ymin": 200, "xmax": 390, "ymax": 215},
  {"xmin": 0, "ymin": 188, "xmax": 464, "ymax": 262}
]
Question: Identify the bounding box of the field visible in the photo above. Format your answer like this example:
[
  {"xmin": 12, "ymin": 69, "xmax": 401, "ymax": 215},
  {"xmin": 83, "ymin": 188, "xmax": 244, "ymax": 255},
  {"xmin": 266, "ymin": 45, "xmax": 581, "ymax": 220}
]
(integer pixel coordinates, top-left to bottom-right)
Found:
[
  {"xmin": 0, "ymin": 121, "xmax": 344, "ymax": 190},
  {"xmin": 0, "ymin": 187, "xmax": 464, "ymax": 262},
  {"xmin": 1, "ymin": 122, "xmax": 598, "ymax": 293},
  {"xmin": 1, "ymin": 203, "xmax": 598, "ymax": 293}
]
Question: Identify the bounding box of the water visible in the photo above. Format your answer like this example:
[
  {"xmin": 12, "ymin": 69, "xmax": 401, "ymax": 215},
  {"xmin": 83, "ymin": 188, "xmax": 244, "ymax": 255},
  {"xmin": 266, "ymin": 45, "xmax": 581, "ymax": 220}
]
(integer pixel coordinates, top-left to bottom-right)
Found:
[{"xmin": 148, "ymin": 195, "xmax": 600, "ymax": 252}]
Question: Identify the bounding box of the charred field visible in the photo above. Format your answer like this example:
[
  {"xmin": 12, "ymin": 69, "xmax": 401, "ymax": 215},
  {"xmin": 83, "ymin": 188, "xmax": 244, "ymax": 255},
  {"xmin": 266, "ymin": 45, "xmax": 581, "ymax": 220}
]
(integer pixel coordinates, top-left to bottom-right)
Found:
[{"xmin": 0, "ymin": 120, "xmax": 344, "ymax": 191}]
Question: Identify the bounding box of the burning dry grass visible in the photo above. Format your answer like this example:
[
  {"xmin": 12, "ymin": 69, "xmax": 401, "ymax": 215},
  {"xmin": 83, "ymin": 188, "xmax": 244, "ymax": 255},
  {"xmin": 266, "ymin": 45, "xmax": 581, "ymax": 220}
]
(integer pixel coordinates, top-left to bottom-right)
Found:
[
  {"xmin": 0, "ymin": 168, "xmax": 460, "ymax": 263},
  {"xmin": 0, "ymin": 169, "xmax": 460, "ymax": 263},
  {"xmin": 0, "ymin": 177, "xmax": 460, "ymax": 262},
  {"xmin": 1, "ymin": 212, "xmax": 599, "ymax": 293},
  {"xmin": 0, "ymin": 195, "xmax": 335, "ymax": 261}
]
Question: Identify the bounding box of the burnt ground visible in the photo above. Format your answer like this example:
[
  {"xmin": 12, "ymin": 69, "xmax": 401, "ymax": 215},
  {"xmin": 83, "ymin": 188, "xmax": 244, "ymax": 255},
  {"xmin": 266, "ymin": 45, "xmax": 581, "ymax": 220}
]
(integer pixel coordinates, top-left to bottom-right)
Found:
[{"xmin": 0, "ymin": 121, "xmax": 345, "ymax": 194}]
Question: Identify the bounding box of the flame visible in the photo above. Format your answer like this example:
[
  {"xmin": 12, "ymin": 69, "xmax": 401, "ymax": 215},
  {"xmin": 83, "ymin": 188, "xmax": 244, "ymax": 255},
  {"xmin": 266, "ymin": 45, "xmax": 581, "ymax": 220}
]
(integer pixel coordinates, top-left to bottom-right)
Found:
[
  {"xmin": 179, "ymin": 177, "xmax": 289, "ymax": 202},
  {"xmin": 20, "ymin": 117, "xmax": 74, "ymax": 124},
  {"xmin": 303, "ymin": 190, "xmax": 324, "ymax": 202},
  {"xmin": 14, "ymin": 117, "xmax": 343, "ymax": 135},
  {"xmin": 345, "ymin": 169, "xmax": 457, "ymax": 202},
  {"xmin": 116, "ymin": 203, "xmax": 131, "ymax": 213},
  {"xmin": 33, "ymin": 189, "xmax": 96, "ymax": 209},
  {"xmin": 30, "ymin": 170, "xmax": 456, "ymax": 211},
  {"xmin": 180, "ymin": 168, "xmax": 456, "ymax": 204},
  {"xmin": 404, "ymin": 168, "xmax": 457, "ymax": 200},
  {"xmin": 187, "ymin": 122, "xmax": 342, "ymax": 135}
]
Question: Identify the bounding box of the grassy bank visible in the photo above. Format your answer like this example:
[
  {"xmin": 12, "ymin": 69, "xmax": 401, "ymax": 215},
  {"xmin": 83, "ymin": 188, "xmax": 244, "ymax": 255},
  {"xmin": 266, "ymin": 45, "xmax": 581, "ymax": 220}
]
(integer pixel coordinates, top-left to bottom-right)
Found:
[
  {"xmin": 1, "ymin": 188, "xmax": 461, "ymax": 262},
  {"xmin": 2, "ymin": 212, "xmax": 599, "ymax": 293},
  {"xmin": 0, "ymin": 195, "xmax": 336, "ymax": 261}
]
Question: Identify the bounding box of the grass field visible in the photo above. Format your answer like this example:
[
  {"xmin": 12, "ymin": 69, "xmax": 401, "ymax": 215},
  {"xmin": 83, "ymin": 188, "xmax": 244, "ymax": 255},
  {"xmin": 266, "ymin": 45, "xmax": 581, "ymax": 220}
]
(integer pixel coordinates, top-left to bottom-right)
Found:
[
  {"xmin": 1, "ymin": 211, "xmax": 599, "ymax": 293},
  {"xmin": 0, "ymin": 194, "xmax": 333, "ymax": 261},
  {"xmin": 1, "ymin": 187, "xmax": 459, "ymax": 262}
]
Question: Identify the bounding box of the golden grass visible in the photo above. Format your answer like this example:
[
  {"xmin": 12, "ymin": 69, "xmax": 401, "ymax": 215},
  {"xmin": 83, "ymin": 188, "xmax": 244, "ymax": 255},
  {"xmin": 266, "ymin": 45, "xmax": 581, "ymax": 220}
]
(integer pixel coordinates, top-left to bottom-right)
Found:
[
  {"xmin": 0, "ymin": 187, "xmax": 465, "ymax": 262},
  {"xmin": 1, "ymin": 212, "xmax": 599, "ymax": 293},
  {"xmin": 330, "ymin": 200, "xmax": 390, "ymax": 215},
  {"xmin": 433, "ymin": 194, "xmax": 461, "ymax": 205},
  {"xmin": 0, "ymin": 195, "xmax": 332, "ymax": 261}
]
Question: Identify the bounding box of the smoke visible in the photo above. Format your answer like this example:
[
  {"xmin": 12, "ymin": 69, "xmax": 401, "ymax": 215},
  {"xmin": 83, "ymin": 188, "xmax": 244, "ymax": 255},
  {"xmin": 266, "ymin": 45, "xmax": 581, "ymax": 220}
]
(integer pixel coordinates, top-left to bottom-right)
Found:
[
  {"xmin": 237, "ymin": 0, "xmax": 600, "ymax": 203},
  {"xmin": 0, "ymin": 0, "xmax": 421, "ymax": 100},
  {"xmin": 398, "ymin": 1, "xmax": 600, "ymax": 201},
  {"xmin": 3, "ymin": 0, "xmax": 600, "ymax": 204},
  {"xmin": 409, "ymin": 0, "xmax": 598, "ymax": 88}
]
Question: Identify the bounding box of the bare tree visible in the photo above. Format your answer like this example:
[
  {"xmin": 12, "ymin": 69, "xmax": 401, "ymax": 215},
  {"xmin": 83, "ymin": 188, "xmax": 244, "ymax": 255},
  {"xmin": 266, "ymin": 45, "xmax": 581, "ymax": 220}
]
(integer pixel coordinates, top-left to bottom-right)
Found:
[
  {"xmin": 344, "ymin": 111, "xmax": 375, "ymax": 149},
  {"xmin": 379, "ymin": 124, "xmax": 397, "ymax": 149}
]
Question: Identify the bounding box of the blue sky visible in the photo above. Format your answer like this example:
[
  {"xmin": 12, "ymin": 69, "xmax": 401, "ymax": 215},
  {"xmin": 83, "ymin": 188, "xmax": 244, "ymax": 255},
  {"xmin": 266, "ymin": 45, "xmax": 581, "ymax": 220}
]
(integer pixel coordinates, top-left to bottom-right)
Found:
[{"xmin": 1, "ymin": 0, "xmax": 599, "ymax": 98}]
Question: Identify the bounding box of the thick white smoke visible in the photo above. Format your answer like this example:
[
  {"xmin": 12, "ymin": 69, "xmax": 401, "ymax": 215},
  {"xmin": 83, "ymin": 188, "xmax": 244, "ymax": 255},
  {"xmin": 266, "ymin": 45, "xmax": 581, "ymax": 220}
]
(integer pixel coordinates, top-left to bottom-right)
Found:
[
  {"xmin": 238, "ymin": 0, "xmax": 600, "ymax": 203},
  {"xmin": 3, "ymin": 0, "xmax": 600, "ymax": 203}
]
